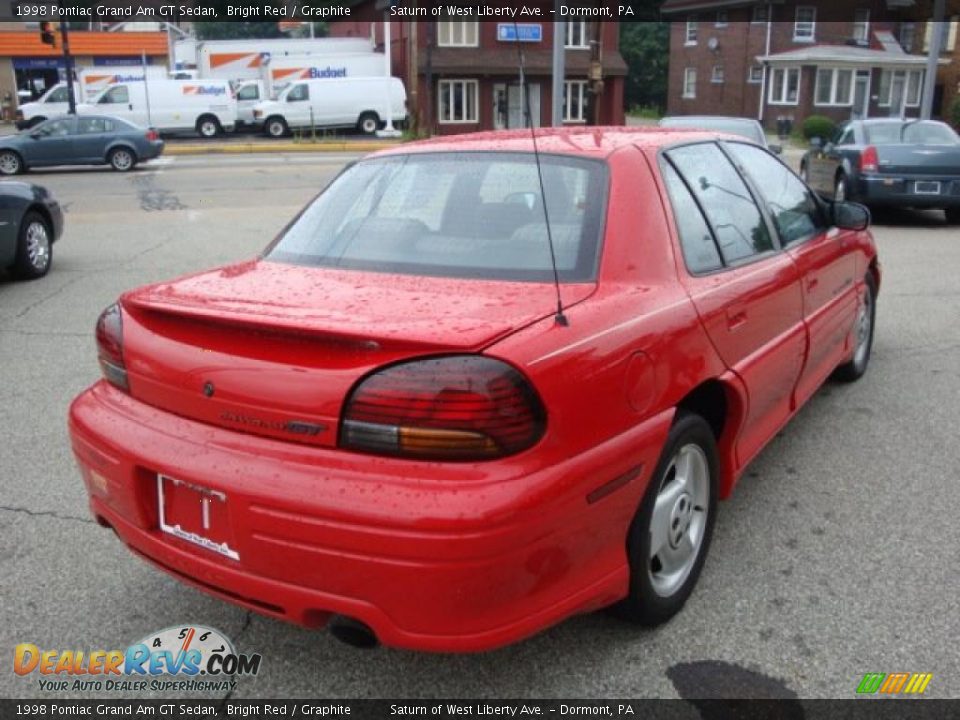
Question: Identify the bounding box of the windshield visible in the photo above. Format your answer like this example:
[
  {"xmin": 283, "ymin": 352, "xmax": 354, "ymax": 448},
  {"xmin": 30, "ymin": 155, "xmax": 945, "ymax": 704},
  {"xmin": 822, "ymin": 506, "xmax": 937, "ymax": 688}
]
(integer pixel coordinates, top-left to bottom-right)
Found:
[
  {"xmin": 267, "ymin": 152, "xmax": 608, "ymax": 282},
  {"xmin": 661, "ymin": 117, "xmax": 765, "ymax": 144},
  {"xmin": 863, "ymin": 121, "xmax": 960, "ymax": 145}
]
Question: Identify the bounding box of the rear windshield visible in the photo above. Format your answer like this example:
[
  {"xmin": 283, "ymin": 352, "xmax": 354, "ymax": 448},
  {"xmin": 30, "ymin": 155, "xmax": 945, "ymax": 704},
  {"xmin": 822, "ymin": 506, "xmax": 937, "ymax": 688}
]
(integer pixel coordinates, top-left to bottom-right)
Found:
[
  {"xmin": 267, "ymin": 152, "xmax": 608, "ymax": 282},
  {"xmin": 863, "ymin": 121, "xmax": 960, "ymax": 145}
]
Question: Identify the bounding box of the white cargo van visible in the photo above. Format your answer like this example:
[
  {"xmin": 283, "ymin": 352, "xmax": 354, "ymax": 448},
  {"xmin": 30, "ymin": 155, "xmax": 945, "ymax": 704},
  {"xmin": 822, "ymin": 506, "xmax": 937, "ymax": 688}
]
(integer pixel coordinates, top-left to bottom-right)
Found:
[
  {"xmin": 252, "ymin": 77, "xmax": 406, "ymax": 137},
  {"xmin": 15, "ymin": 83, "xmax": 80, "ymax": 129},
  {"xmin": 78, "ymin": 66, "xmax": 168, "ymax": 102},
  {"xmin": 79, "ymin": 79, "xmax": 237, "ymax": 137}
]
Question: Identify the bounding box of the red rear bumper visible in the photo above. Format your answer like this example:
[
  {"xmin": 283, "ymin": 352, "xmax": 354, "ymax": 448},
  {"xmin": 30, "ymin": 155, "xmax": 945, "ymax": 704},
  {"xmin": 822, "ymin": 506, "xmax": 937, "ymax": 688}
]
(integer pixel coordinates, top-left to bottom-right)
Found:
[{"xmin": 69, "ymin": 381, "xmax": 672, "ymax": 652}]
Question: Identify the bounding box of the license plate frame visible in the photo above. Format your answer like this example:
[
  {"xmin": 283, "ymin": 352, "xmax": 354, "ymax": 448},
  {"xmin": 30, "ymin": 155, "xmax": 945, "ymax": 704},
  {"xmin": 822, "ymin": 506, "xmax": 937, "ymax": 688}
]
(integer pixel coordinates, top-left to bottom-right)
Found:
[
  {"xmin": 157, "ymin": 474, "xmax": 240, "ymax": 561},
  {"xmin": 914, "ymin": 180, "xmax": 941, "ymax": 195}
]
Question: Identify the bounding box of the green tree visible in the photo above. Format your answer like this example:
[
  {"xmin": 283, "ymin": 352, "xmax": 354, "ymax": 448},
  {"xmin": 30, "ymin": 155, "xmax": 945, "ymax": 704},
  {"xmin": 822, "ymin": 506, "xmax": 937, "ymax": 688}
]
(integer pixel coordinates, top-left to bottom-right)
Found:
[{"xmin": 619, "ymin": 21, "xmax": 670, "ymax": 113}]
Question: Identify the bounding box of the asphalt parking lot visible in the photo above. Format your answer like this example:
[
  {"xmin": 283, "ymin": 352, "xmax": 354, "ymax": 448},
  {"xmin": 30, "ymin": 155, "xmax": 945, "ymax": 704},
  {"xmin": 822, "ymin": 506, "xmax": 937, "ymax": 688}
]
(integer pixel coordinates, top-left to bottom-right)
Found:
[{"xmin": 1, "ymin": 153, "xmax": 958, "ymax": 701}]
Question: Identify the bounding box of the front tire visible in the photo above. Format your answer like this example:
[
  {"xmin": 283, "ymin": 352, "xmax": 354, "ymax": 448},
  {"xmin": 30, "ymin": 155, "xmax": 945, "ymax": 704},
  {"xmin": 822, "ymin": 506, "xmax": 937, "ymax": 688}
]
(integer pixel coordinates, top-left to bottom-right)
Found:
[
  {"xmin": 108, "ymin": 147, "xmax": 136, "ymax": 172},
  {"xmin": 265, "ymin": 116, "xmax": 288, "ymax": 138},
  {"xmin": 357, "ymin": 112, "xmax": 380, "ymax": 135},
  {"xmin": 0, "ymin": 150, "xmax": 23, "ymax": 176},
  {"xmin": 13, "ymin": 211, "xmax": 52, "ymax": 280},
  {"xmin": 614, "ymin": 412, "xmax": 718, "ymax": 626},
  {"xmin": 197, "ymin": 116, "xmax": 222, "ymax": 138},
  {"xmin": 834, "ymin": 273, "xmax": 877, "ymax": 382}
]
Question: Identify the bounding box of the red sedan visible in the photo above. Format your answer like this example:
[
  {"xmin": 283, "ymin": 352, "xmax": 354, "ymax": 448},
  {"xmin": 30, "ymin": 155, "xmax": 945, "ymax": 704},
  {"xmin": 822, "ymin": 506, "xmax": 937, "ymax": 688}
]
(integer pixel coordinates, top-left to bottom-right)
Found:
[{"xmin": 69, "ymin": 128, "xmax": 879, "ymax": 652}]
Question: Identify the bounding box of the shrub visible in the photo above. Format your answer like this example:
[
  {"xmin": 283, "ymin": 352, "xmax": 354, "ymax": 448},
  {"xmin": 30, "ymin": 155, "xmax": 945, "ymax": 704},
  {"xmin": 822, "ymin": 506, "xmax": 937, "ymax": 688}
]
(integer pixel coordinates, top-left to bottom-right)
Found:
[{"xmin": 802, "ymin": 115, "xmax": 836, "ymax": 141}]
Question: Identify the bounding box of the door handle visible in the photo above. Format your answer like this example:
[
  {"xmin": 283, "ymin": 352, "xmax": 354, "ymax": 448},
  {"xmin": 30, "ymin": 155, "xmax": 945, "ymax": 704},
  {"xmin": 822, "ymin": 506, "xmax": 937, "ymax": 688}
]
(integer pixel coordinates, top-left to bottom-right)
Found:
[
  {"xmin": 806, "ymin": 277, "xmax": 819, "ymax": 291},
  {"xmin": 128, "ymin": 104, "xmax": 133, "ymax": 111},
  {"xmin": 726, "ymin": 309, "xmax": 747, "ymax": 330}
]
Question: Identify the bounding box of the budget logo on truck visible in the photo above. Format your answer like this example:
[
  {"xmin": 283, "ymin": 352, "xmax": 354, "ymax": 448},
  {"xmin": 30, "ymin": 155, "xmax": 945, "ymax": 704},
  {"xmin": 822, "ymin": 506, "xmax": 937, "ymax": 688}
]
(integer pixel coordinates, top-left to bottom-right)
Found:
[{"xmin": 183, "ymin": 85, "xmax": 227, "ymax": 96}]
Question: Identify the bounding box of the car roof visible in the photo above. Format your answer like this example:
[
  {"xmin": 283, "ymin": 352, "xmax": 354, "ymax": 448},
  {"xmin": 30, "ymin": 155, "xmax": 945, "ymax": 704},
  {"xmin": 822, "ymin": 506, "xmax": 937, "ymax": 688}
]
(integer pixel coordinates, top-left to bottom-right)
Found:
[{"xmin": 374, "ymin": 127, "xmax": 737, "ymax": 160}]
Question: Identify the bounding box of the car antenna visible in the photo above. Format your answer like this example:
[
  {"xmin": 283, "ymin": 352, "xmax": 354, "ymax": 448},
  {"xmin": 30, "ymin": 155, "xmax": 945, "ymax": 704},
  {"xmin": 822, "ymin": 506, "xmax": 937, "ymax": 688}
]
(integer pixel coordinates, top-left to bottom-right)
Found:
[{"xmin": 513, "ymin": 21, "xmax": 568, "ymax": 327}]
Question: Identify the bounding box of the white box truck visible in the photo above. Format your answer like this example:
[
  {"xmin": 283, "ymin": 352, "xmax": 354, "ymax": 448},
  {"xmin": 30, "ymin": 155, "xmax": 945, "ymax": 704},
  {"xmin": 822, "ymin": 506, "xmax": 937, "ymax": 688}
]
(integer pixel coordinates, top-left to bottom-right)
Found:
[
  {"xmin": 252, "ymin": 76, "xmax": 407, "ymax": 137},
  {"xmin": 79, "ymin": 79, "xmax": 237, "ymax": 137},
  {"xmin": 233, "ymin": 53, "xmax": 387, "ymax": 127},
  {"xmin": 198, "ymin": 38, "xmax": 374, "ymax": 82}
]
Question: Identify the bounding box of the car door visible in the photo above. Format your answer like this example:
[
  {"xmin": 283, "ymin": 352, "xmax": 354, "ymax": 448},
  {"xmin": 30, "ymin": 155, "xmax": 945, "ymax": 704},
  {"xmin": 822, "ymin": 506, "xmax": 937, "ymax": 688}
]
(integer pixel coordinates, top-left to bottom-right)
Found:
[
  {"xmin": 808, "ymin": 124, "xmax": 856, "ymax": 197},
  {"xmin": 75, "ymin": 116, "xmax": 111, "ymax": 163},
  {"xmin": 663, "ymin": 142, "xmax": 806, "ymax": 466},
  {"xmin": 0, "ymin": 191, "xmax": 19, "ymax": 267},
  {"xmin": 23, "ymin": 117, "xmax": 76, "ymax": 166},
  {"xmin": 726, "ymin": 142, "xmax": 858, "ymax": 408},
  {"xmin": 284, "ymin": 83, "xmax": 311, "ymax": 127}
]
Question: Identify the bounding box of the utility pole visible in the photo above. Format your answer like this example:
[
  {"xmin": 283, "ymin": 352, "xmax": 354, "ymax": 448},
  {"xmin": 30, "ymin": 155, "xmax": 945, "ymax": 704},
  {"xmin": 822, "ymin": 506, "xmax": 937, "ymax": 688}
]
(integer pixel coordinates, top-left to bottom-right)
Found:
[
  {"xmin": 921, "ymin": 0, "xmax": 946, "ymax": 120},
  {"xmin": 377, "ymin": 17, "xmax": 401, "ymax": 137},
  {"xmin": 59, "ymin": 21, "xmax": 77, "ymax": 114},
  {"xmin": 552, "ymin": 12, "xmax": 565, "ymax": 127}
]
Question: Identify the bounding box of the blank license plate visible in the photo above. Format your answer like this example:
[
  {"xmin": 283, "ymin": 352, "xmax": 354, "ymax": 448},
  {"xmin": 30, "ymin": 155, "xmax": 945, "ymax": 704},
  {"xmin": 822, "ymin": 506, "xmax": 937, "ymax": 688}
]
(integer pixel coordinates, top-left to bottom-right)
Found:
[
  {"xmin": 157, "ymin": 475, "xmax": 239, "ymax": 560},
  {"xmin": 915, "ymin": 181, "xmax": 941, "ymax": 195}
]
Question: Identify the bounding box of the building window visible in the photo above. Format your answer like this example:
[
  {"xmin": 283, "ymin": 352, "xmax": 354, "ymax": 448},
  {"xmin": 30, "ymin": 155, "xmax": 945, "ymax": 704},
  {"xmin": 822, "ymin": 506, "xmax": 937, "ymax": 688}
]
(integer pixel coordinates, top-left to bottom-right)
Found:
[
  {"xmin": 715, "ymin": 11, "xmax": 728, "ymax": 27},
  {"xmin": 877, "ymin": 69, "xmax": 925, "ymax": 108},
  {"xmin": 752, "ymin": 6, "xmax": 769, "ymax": 23},
  {"xmin": 712, "ymin": 65, "xmax": 725, "ymax": 84},
  {"xmin": 853, "ymin": 10, "xmax": 870, "ymax": 44},
  {"xmin": 565, "ymin": 20, "xmax": 588, "ymax": 48},
  {"xmin": 686, "ymin": 18, "xmax": 698, "ymax": 45},
  {"xmin": 683, "ymin": 68, "xmax": 697, "ymax": 99},
  {"xmin": 438, "ymin": 21, "xmax": 478, "ymax": 48},
  {"xmin": 768, "ymin": 67, "xmax": 800, "ymax": 104},
  {"xmin": 923, "ymin": 19, "xmax": 959, "ymax": 53},
  {"xmin": 794, "ymin": 7, "xmax": 816, "ymax": 42},
  {"xmin": 899, "ymin": 22, "xmax": 916, "ymax": 52},
  {"xmin": 815, "ymin": 68, "xmax": 854, "ymax": 106},
  {"xmin": 438, "ymin": 79, "xmax": 478, "ymax": 123},
  {"xmin": 748, "ymin": 65, "xmax": 764, "ymax": 83},
  {"xmin": 563, "ymin": 80, "xmax": 587, "ymax": 122}
]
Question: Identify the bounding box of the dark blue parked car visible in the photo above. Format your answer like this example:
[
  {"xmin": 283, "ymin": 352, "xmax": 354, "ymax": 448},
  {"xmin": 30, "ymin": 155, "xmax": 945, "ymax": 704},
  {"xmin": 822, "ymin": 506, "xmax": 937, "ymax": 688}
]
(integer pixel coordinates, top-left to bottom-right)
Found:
[
  {"xmin": 0, "ymin": 115, "xmax": 164, "ymax": 175},
  {"xmin": 0, "ymin": 181, "xmax": 63, "ymax": 280},
  {"xmin": 800, "ymin": 119, "xmax": 960, "ymax": 223}
]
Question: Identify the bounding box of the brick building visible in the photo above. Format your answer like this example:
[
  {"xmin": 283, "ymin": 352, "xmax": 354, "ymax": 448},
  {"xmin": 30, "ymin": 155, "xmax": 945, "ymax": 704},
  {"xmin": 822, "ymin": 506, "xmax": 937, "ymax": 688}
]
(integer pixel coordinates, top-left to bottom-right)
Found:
[
  {"xmin": 661, "ymin": 1, "xmax": 953, "ymax": 129},
  {"xmin": 328, "ymin": 6, "xmax": 627, "ymax": 133}
]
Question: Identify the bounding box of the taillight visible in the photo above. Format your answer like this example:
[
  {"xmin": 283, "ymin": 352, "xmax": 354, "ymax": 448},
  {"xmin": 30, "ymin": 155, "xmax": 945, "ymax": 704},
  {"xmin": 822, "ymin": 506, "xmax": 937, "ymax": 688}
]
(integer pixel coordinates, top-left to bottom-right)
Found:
[
  {"xmin": 340, "ymin": 356, "xmax": 546, "ymax": 461},
  {"xmin": 861, "ymin": 145, "xmax": 879, "ymax": 174},
  {"xmin": 96, "ymin": 303, "xmax": 128, "ymax": 392},
  {"xmin": 145, "ymin": 129, "xmax": 159, "ymax": 142}
]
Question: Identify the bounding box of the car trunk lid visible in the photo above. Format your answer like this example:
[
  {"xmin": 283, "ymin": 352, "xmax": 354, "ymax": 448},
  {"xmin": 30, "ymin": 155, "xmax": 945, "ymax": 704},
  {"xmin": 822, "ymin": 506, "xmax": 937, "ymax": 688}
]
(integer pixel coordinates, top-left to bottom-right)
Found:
[{"xmin": 875, "ymin": 144, "xmax": 960, "ymax": 175}]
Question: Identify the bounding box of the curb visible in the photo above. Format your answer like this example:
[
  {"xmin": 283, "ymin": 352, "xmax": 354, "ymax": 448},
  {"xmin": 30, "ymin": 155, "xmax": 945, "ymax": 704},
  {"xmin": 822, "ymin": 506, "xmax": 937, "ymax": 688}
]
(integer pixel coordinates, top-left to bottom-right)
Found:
[{"xmin": 164, "ymin": 141, "xmax": 400, "ymax": 155}]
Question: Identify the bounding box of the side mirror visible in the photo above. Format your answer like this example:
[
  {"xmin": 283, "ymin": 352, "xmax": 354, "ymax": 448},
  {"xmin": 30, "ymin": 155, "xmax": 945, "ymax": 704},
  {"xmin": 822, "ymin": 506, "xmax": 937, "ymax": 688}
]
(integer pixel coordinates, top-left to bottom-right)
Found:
[
  {"xmin": 832, "ymin": 201, "xmax": 870, "ymax": 231},
  {"xmin": 769, "ymin": 143, "xmax": 783, "ymax": 155}
]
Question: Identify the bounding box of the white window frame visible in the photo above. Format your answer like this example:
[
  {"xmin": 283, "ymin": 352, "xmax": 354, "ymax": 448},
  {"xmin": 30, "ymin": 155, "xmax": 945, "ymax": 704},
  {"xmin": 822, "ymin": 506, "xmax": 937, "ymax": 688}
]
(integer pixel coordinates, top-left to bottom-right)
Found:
[
  {"xmin": 814, "ymin": 68, "xmax": 855, "ymax": 106},
  {"xmin": 563, "ymin": 80, "xmax": 588, "ymax": 122},
  {"xmin": 685, "ymin": 18, "xmax": 698, "ymax": 45},
  {"xmin": 565, "ymin": 20, "xmax": 589, "ymax": 48},
  {"xmin": 437, "ymin": 79, "xmax": 479, "ymax": 123},
  {"xmin": 768, "ymin": 66, "xmax": 801, "ymax": 105},
  {"xmin": 877, "ymin": 69, "xmax": 925, "ymax": 108},
  {"xmin": 715, "ymin": 11, "xmax": 728, "ymax": 28},
  {"xmin": 853, "ymin": 10, "xmax": 870, "ymax": 44},
  {"xmin": 437, "ymin": 21, "xmax": 478, "ymax": 48},
  {"xmin": 748, "ymin": 65, "xmax": 764, "ymax": 84},
  {"xmin": 923, "ymin": 19, "xmax": 959, "ymax": 53},
  {"xmin": 752, "ymin": 6, "xmax": 769, "ymax": 24},
  {"xmin": 682, "ymin": 67, "xmax": 697, "ymax": 99},
  {"xmin": 711, "ymin": 65, "xmax": 725, "ymax": 84},
  {"xmin": 794, "ymin": 7, "xmax": 816, "ymax": 42}
]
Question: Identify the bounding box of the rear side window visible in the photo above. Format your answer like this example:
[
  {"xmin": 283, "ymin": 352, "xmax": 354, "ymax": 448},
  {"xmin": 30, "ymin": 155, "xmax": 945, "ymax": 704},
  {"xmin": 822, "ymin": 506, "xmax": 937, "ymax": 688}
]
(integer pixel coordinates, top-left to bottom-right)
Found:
[
  {"xmin": 661, "ymin": 164, "xmax": 723, "ymax": 274},
  {"xmin": 666, "ymin": 143, "xmax": 773, "ymax": 265},
  {"xmin": 78, "ymin": 117, "xmax": 113, "ymax": 134},
  {"xmin": 267, "ymin": 152, "xmax": 608, "ymax": 283},
  {"xmin": 726, "ymin": 142, "xmax": 825, "ymax": 247}
]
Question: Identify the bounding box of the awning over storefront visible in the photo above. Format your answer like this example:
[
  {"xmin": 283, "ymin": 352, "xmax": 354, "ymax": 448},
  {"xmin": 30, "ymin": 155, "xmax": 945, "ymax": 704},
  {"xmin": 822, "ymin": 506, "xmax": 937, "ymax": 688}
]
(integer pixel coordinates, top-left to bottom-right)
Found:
[{"xmin": 1, "ymin": 31, "xmax": 168, "ymax": 59}]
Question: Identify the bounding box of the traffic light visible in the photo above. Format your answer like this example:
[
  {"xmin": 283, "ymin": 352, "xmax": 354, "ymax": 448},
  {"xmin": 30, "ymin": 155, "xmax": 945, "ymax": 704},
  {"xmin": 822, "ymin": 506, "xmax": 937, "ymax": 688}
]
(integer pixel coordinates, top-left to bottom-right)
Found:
[{"xmin": 40, "ymin": 22, "xmax": 56, "ymax": 47}]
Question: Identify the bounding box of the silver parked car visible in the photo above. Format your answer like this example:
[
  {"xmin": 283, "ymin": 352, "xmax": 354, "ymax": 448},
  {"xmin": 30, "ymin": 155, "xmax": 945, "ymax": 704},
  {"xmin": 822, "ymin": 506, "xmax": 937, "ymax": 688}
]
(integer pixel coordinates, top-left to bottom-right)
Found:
[{"xmin": 659, "ymin": 115, "xmax": 783, "ymax": 154}]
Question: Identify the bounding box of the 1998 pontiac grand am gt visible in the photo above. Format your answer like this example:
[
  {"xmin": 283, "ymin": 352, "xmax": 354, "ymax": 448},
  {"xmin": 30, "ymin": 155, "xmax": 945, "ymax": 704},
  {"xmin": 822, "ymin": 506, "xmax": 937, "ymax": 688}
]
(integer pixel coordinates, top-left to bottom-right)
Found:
[{"xmin": 69, "ymin": 128, "xmax": 879, "ymax": 651}]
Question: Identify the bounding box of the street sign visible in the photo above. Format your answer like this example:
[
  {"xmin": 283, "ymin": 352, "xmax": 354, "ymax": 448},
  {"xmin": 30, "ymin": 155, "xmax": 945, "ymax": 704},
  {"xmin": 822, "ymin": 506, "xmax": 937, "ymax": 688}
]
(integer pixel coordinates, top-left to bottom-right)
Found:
[{"xmin": 497, "ymin": 24, "xmax": 543, "ymax": 43}]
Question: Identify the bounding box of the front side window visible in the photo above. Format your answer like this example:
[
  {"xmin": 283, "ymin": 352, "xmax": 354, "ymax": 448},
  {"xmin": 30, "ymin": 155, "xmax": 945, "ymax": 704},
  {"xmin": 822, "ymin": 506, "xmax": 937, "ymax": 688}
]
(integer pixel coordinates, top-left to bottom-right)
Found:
[
  {"xmin": 666, "ymin": 143, "xmax": 773, "ymax": 265},
  {"xmin": 563, "ymin": 80, "xmax": 587, "ymax": 122},
  {"xmin": 661, "ymin": 163, "xmax": 723, "ymax": 274},
  {"xmin": 46, "ymin": 86, "xmax": 68, "ymax": 103},
  {"xmin": 36, "ymin": 118, "xmax": 73, "ymax": 137},
  {"xmin": 794, "ymin": 7, "xmax": 816, "ymax": 41},
  {"xmin": 768, "ymin": 67, "xmax": 800, "ymax": 104},
  {"xmin": 438, "ymin": 79, "xmax": 478, "ymax": 123},
  {"xmin": 815, "ymin": 68, "xmax": 854, "ymax": 106},
  {"xmin": 236, "ymin": 84, "xmax": 259, "ymax": 101},
  {"xmin": 566, "ymin": 20, "xmax": 588, "ymax": 48},
  {"xmin": 286, "ymin": 83, "xmax": 309, "ymax": 102},
  {"xmin": 98, "ymin": 85, "xmax": 128, "ymax": 105},
  {"xmin": 683, "ymin": 68, "xmax": 697, "ymax": 99},
  {"xmin": 727, "ymin": 143, "xmax": 824, "ymax": 247},
  {"xmin": 853, "ymin": 10, "xmax": 870, "ymax": 43},
  {"xmin": 686, "ymin": 19, "xmax": 698, "ymax": 44},
  {"xmin": 267, "ymin": 152, "xmax": 609, "ymax": 283},
  {"xmin": 438, "ymin": 21, "xmax": 478, "ymax": 47}
]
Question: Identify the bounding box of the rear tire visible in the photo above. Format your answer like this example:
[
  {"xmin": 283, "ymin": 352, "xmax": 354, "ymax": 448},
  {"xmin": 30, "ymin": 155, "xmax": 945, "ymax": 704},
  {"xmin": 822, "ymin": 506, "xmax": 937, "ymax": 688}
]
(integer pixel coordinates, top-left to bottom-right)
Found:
[
  {"xmin": 197, "ymin": 115, "xmax": 222, "ymax": 138},
  {"xmin": 0, "ymin": 150, "xmax": 23, "ymax": 176},
  {"xmin": 945, "ymin": 208, "xmax": 960, "ymax": 224},
  {"xmin": 357, "ymin": 112, "xmax": 380, "ymax": 135},
  {"xmin": 108, "ymin": 147, "xmax": 136, "ymax": 172},
  {"xmin": 265, "ymin": 116, "xmax": 288, "ymax": 138},
  {"xmin": 613, "ymin": 411, "xmax": 718, "ymax": 626},
  {"xmin": 13, "ymin": 211, "xmax": 52, "ymax": 280},
  {"xmin": 835, "ymin": 273, "xmax": 877, "ymax": 383}
]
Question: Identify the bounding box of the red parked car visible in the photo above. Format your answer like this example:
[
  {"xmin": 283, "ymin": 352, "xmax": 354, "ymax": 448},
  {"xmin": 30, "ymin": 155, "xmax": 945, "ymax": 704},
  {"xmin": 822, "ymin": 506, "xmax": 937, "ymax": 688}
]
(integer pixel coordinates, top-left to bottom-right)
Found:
[{"xmin": 69, "ymin": 128, "xmax": 879, "ymax": 652}]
